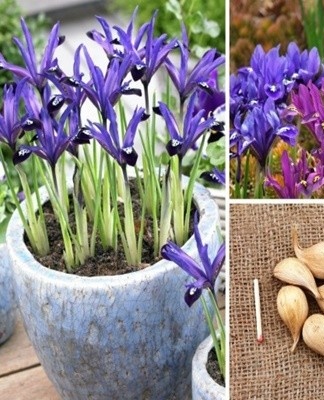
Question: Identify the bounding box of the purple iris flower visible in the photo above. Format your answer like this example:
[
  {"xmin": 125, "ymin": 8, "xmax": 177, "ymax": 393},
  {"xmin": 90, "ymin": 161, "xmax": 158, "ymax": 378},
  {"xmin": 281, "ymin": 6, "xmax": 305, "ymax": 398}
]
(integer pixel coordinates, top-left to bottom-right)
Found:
[
  {"xmin": 230, "ymin": 111, "xmax": 254, "ymax": 159},
  {"xmin": 87, "ymin": 7, "xmax": 149, "ymax": 63},
  {"xmin": 82, "ymin": 48, "xmax": 141, "ymax": 119},
  {"xmin": 0, "ymin": 81, "xmax": 26, "ymax": 150},
  {"xmin": 288, "ymin": 81, "xmax": 324, "ymax": 145},
  {"xmin": 201, "ymin": 168, "xmax": 225, "ymax": 185},
  {"xmin": 235, "ymin": 98, "xmax": 298, "ymax": 167},
  {"xmin": 115, "ymin": 11, "xmax": 177, "ymax": 86},
  {"xmin": 45, "ymin": 45, "xmax": 86, "ymax": 109},
  {"xmin": 194, "ymin": 69, "xmax": 225, "ymax": 120},
  {"xmin": 13, "ymin": 105, "xmax": 77, "ymax": 167},
  {"xmin": 230, "ymin": 67, "xmax": 266, "ymax": 125},
  {"xmin": 265, "ymin": 150, "xmax": 324, "ymax": 198},
  {"xmin": 87, "ymin": 102, "xmax": 147, "ymax": 167},
  {"xmin": 165, "ymin": 25, "xmax": 224, "ymax": 105},
  {"xmin": 87, "ymin": 16, "xmax": 118, "ymax": 60},
  {"xmin": 138, "ymin": 11, "xmax": 178, "ymax": 86},
  {"xmin": 0, "ymin": 18, "xmax": 65, "ymax": 91},
  {"xmin": 251, "ymin": 45, "xmax": 288, "ymax": 101},
  {"xmin": 154, "ymin": 93, "xmax": 216, "ymax": 159},
  {"xmin": 285, "ymin": 42, "xmax": 323, "ymax": 88},
  {"xmin": 161, "ymin": 212, "xmax": 225, "ymax": 307}
]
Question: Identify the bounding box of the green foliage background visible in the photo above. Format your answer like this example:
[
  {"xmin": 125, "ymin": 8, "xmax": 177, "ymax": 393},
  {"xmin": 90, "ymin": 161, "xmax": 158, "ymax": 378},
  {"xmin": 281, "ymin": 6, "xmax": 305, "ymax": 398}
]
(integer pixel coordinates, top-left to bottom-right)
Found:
[
  {"xmin": 107, "ymin": 0, "xmax": 225, "ymax": 56},
  {"xmin": 0, "ymin": 0, "xmax": 48, "ymax": 93}
]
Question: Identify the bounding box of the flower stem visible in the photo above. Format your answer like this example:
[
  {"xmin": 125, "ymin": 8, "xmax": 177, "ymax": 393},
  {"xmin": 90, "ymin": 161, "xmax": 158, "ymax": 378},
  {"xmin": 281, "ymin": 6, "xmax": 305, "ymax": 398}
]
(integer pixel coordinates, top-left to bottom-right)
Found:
[
  {"xmin": 143, "ymin": 81, "xmax": 150, "ymax": 114},
  {"xmin": 121, "ymin": 164, "xmax": 138, "ymax": 266},
  {"xmin": 184, "ymin": 134, "xmax": 206, "ymax": 241},
  {"xmin": 254, "ymin": 164, "xmax": 265, "ymax": 199},
  {"xmin": 201, "ymin": 290, "xmax": 225, "ymax": 379},
  {"xmin": 0, "ymin": 146, "xmax": 33, "ymax": 244}
]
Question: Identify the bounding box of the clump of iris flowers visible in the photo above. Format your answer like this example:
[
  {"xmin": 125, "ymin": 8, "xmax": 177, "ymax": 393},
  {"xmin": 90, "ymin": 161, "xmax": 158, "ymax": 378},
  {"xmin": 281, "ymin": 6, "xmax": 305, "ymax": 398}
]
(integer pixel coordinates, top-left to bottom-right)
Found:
[
  {"xmin": 0, "ymin": 8, "xmax": 225, "ymax": 270},
  {"xmin": 230, "ymin": 42, "xmax": 324, "ymax": 199}
]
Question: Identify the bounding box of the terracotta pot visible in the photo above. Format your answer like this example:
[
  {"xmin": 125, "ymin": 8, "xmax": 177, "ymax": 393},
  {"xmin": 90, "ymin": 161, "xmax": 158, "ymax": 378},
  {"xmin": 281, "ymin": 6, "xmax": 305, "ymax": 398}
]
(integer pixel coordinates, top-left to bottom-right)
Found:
[
  {"xmin": 7, "ymin": 181, "xmax": 220, "ymax": 399},
  {"xmin": 192, "ymin": 335, "xmax": 226, "ymax": 400},
  {"xmin": 0, "ymin": 243, "xmax": 16, "ymax": 344}
]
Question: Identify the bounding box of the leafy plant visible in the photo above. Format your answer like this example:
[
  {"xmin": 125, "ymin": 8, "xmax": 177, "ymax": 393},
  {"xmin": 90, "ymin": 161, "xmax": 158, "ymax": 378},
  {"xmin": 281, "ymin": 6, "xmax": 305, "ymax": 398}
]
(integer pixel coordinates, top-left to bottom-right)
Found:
[
  {"xmin": 299, "ymin": 0, "xmax": 324, "ymax": 59},
  {"xmin": 161, "ymin": 213, "xmax": 225, "ymax": 379},
  {"xmin": 0, "ymin": 174, "xmax": 19, "ymax": 242}
]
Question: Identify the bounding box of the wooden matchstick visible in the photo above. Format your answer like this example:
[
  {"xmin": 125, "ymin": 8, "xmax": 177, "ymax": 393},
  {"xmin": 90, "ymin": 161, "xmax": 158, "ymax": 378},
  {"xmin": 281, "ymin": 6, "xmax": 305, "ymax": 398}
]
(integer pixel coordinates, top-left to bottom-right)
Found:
[{"xmin": 253, "ymin": 278, "xmax": 264, "ymax": 344}]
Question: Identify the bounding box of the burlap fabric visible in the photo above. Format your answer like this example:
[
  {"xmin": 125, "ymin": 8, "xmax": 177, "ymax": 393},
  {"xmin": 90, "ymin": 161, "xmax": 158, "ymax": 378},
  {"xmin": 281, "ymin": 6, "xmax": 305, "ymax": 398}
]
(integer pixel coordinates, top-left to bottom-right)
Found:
[{"xmin": 230, "ymin": 204, "xmax": 324, "ymax": 400}]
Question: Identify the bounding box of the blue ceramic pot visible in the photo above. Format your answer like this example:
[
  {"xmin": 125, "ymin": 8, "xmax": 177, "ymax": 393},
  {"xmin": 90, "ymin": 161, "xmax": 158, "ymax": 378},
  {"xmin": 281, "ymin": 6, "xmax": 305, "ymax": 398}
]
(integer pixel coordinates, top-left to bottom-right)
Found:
[
  {"xmin": 192, "ymin": 336, "xmax": 226, "ymax": 400},
  {"xmin": 7, "ymin": 182, "xmax": 219, "ymax": 399},
  {"xmin": 0, "ymin": 243, "xmax": 15, "ymax": 344}
]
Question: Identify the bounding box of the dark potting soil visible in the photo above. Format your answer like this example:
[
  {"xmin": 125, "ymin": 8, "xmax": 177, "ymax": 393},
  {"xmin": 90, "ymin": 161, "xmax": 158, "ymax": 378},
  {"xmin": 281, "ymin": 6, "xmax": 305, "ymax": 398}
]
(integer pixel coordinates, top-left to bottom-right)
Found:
[
  {"xmin": 207, "ymin": 347, "xmax": 225, "ymax": 387},
  {"xmin": 26, "ymin": 181, "xmax": 194, "ymax": 276}
]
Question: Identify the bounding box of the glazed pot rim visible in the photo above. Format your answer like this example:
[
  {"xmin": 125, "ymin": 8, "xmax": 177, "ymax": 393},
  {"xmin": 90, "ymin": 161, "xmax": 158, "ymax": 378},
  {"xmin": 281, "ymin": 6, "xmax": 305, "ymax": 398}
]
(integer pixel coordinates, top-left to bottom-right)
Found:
[
  {"xmin": 192, "ymin": 335, "xmax": 226, "ymax": 394},
  {"xmin": 6, "ymin": 179, "xmax": 220, "ymax": 287}
]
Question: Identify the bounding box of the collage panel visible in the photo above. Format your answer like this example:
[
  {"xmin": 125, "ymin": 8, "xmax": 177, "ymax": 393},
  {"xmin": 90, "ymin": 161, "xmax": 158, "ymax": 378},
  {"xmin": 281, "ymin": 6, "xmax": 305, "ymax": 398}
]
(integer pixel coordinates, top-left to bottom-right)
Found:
[
  {"xmin": 230, "ymin": 1, "xmax": 324, "ymax": 199},
  {"xmin": 230, "ymin": 204, "xmax": 324, "ymax": 399}
]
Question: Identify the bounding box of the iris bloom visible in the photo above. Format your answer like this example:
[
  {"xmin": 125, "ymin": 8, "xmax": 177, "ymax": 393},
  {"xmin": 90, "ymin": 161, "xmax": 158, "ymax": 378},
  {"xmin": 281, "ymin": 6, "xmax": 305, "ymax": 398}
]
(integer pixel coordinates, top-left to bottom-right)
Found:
[
  {"xmin": 230, "ymin": 67, "xmax": 260, "ymax": 119},
  {"xmin": 87, "ymin": 7, "xmax": 148, "ymax": 62},
  {"xmin": 230, "ymin": 111, "xmax": 254, "ymax": 158},
  {"xmin": 154, "ymin": 93, "xmax": 216, "ymax": 159},
  {"xmin": 285, "ymin": 42, "xmax": 322, "ymax": 88},
  {"xmin": 82, "ymin": 48, "xmax": 141, "ymax": 118},
  {"xmin": 0, "ymin": 18, "xmax": 65, "ymax": 91},
  {"xmin": 250, "ymin": 45, "xmax": 287, "ymax": 101},
  {"xmin": 161, "ymin": 212, "xmax": 225, "ymax": 306},
  {"xmin": 87, "ymin": 102, "xmax": 147, "ymax": 166},
  {"xmin": 45, "ymin": 45, "xmax": 86, "ymax": 109},
  {"xmin": 115, "ymin": 11, "xmax": 177, "ymax": 86},
  {"xmin": 13, "ymin": 105, "xmax": 76, "ymax": 167},
  {"xmin": 0, "ymin": 81, "xmax": 26, "ymax": 150},
  {"xmin": 194, "ymin": 70, "xmax": 225, "ymax": 120},
  {"xmin": 234, "ymin": 98, "xmax": 298, "ymax": 167},
  {"xmin": 165, "ymin": 25, "xmax": 224, "ymax": 105},
  {"xmin": 201, "ymin": 168, "xmax": 225, "ymax": 185},
  {"xmin": 288, "ymin": 81, "xmax": 324, "ymax": 145}
]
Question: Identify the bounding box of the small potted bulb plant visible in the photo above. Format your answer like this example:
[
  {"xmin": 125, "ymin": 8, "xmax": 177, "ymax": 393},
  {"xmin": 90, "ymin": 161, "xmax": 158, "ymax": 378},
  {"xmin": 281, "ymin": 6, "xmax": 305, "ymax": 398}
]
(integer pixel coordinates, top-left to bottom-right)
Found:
[
  {"xmin": 2, "ymin": 7, "xmax": 225, "ymax": 399},
  {"xmin": 161, "ymin": 213, "xmax": 226, "ymax": 399}
]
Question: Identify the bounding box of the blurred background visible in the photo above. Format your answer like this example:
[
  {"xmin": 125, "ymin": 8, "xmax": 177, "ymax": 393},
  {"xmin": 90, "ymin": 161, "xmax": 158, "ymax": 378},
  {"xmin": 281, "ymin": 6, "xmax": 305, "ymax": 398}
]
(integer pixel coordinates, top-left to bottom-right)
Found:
[{"xmin": 230, "ymin": 0, "xmax": 324, "ymax": 72}]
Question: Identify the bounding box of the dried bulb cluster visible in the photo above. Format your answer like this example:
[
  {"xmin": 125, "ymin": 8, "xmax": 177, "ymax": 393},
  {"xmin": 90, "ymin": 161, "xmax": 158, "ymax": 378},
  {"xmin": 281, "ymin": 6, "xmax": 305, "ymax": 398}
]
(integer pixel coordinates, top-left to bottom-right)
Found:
[{"xmin": 273, "ymin": 227, "xmax": 324, "ymax": 356}]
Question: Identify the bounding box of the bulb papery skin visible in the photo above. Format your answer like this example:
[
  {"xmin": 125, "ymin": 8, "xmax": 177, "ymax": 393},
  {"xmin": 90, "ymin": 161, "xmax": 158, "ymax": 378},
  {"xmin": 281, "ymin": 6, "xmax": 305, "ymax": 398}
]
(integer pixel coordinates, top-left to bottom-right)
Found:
[
  {"xmin": 277, "ymin": 285, "xmax": 309, "ymax": 353},
  {"xmin": 315, "ymin": 285, "xmax": 324, "ymax": 312},
  {"xmin": 273, "ymin": 257, "xmax": 320, "ymax": 299},
  {"xmin": 293, "ymin": 227, "xmax": 324, "ymax": 279},
  {"xmin": 302, "ymin": 314, "xmax": 324, "ymax": 357}
]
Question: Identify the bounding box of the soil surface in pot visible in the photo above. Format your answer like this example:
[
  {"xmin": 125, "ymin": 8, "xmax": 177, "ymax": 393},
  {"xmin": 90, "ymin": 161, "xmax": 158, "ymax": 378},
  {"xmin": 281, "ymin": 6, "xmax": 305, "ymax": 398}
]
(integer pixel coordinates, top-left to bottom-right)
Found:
[
  {"xmin": 207, "ymin": 347, "xmax": 225, "ymax": 387},
  {"xmin": 26, "ymin": 181, "xmax": 194, "ymax": 276}
]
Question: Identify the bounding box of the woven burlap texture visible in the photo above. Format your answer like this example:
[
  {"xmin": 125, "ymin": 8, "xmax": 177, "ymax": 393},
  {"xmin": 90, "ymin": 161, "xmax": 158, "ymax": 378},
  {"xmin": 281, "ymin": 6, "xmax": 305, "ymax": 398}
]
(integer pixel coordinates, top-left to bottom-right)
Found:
[{"xmin": 230, "ymin": 204, "xmax": 324, "ymax": 400}]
